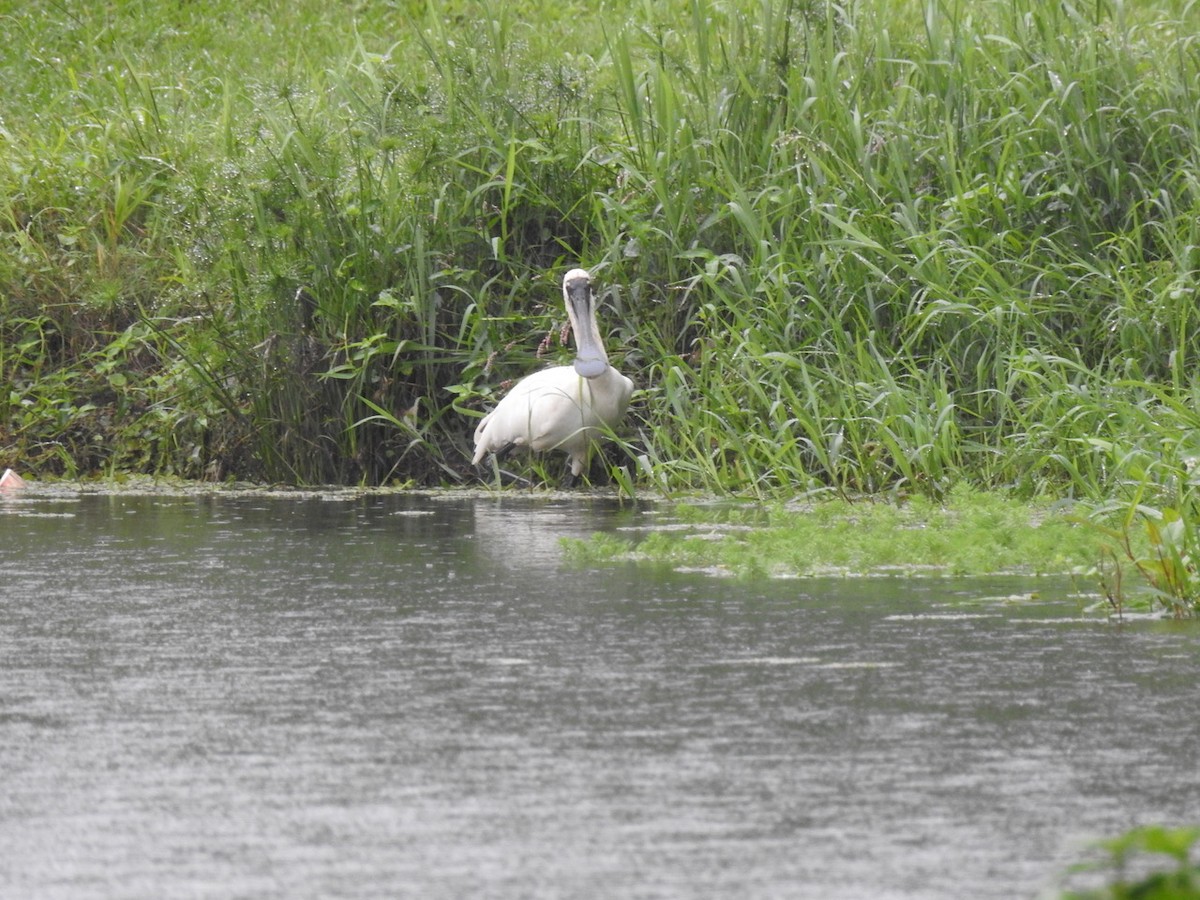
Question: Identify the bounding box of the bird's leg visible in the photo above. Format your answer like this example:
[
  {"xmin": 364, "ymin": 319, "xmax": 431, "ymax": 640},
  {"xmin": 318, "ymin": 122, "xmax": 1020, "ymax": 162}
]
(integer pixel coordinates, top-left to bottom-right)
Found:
[{"xmin": 560, "ymin": 451, "xmax": 589, "ymax": 488}]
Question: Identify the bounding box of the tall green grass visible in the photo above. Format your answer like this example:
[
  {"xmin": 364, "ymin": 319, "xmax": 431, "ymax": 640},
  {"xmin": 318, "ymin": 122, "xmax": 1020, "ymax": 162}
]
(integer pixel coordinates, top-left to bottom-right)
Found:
[{"xmin": 3, "ymin": 0, "xmax": 1200, "ymax": 501}]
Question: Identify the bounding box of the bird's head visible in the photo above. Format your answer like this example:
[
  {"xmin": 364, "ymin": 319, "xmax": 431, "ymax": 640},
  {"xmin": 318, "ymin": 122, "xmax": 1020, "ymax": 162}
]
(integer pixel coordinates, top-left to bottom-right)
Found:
[{"xmin": 563, "ymin": 268, "xmax": 609, "ymax": 378}]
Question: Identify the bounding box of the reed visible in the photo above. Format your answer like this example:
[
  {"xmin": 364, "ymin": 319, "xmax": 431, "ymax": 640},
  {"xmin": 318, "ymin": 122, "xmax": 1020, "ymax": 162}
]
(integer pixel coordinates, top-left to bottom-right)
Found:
[{"xmin": 3, "ymin": 0, "xmax": 1200, "ymax": 503}]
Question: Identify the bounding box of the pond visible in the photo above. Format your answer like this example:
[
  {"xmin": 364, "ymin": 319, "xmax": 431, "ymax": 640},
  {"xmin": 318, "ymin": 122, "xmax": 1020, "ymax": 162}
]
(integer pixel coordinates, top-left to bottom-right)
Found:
[{"xmin": 2, "ymin": 490, "xmax": 1198, "ymax": 898}]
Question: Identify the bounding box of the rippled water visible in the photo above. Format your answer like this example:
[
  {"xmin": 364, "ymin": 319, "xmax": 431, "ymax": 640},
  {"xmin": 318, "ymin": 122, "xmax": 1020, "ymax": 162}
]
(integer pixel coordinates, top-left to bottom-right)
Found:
[{"xmin": 2, "ymin": 490, "xmax": 1198, "ymax": 899}]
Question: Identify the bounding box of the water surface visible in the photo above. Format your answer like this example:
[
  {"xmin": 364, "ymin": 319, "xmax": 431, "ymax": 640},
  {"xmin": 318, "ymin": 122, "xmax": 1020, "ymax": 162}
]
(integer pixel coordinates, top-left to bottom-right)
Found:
[{"xmin": 2, "ymin": 491, "xmax": 1198, "ymax": 899}]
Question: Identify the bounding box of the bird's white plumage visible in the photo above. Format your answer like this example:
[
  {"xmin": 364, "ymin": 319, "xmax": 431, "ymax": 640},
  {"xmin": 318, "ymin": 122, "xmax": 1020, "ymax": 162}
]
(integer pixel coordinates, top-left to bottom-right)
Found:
[{"xmin": 472, "ymin": 269, "xmax": 634, "ymax": 477}]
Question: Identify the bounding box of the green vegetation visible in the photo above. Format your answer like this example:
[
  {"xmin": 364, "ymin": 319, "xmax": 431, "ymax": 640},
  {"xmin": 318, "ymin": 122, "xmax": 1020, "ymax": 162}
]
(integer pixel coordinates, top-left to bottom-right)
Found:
[
  {"xmin": 1060, "ymin": 825, "xmax": 1200, "ymax": 900},
  {"xmin": 5, "ymin": 0, "xmax": 1200, "ymax": 603},
  {"xmin": 6, "ymin": 5, "xmax": 1199, "ymax": 878},
  {"xmin": 3, "ymin": 0, "xmax": 1199, "ymax": 493},
  {"xmin": 565, "ymin": 485, "xmax": 1103, "ymax": 577}
]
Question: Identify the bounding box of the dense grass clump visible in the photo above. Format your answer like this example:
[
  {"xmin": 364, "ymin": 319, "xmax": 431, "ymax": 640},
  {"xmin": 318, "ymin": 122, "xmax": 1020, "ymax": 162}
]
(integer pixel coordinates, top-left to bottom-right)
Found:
[{"xmin": 3, "ymin": 0, "xmax": 1200, "ymax": 504}]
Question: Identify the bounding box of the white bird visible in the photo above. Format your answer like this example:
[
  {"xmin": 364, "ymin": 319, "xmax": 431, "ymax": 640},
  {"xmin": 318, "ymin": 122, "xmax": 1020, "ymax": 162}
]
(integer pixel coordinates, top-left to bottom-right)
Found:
[{"xmin": 472, "ymin": 268, "xmax": 634, "ymax": 479}]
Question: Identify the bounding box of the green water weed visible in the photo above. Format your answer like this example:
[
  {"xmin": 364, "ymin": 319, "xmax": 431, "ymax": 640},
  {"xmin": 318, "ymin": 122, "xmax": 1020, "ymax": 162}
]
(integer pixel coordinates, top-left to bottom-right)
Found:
[{"xmin": 565, "ymin": 485, "xmax": 1099, "ymax": 577}]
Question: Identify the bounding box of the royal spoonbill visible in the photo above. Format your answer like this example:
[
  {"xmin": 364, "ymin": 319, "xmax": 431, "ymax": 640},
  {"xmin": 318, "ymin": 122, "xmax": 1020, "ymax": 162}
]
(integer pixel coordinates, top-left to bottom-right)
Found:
[{"xmin": 472, "ymin": 268, "xmax": 634, "ymax": 479}]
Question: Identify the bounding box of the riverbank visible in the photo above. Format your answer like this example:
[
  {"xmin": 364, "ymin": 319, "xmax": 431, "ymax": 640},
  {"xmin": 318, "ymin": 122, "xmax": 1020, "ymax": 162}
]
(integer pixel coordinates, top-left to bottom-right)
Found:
[{"xmin": 5, "ymin": 0, "xmax": 1200, "ymax": 502}]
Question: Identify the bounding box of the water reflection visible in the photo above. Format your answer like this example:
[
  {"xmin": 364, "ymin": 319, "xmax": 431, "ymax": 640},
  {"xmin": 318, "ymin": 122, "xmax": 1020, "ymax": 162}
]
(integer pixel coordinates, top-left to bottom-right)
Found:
[{"xmin": 1, "ymin": 491, "xmax": 1198, "ymax": 899}]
